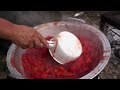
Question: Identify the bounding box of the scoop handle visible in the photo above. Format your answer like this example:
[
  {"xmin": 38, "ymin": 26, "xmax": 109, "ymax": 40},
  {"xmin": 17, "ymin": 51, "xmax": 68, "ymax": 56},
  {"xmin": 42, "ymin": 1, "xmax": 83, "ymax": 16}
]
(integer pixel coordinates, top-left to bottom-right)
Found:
[{"xmin": 40, "ymin": 41, "xmax": 55, "ymax": 48}]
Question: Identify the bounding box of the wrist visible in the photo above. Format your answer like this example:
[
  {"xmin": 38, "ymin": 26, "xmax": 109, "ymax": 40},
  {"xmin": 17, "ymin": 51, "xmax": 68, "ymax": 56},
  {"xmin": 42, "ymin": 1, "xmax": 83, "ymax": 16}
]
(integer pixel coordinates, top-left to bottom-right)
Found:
[
  {"xmin": 0, "ymin": 18, "xmax": 16, "ymax": 41},
  {"xmin": 7, "ymin": 24, "xmax": 18, "ymax": 42}
]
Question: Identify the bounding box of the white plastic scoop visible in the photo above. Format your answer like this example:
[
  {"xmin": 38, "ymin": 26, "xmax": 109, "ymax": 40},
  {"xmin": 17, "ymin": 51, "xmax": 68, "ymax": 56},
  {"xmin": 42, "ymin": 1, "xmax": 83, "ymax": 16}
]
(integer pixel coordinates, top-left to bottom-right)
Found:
[{"xmin": 41, "ymin": 31, "xmax": 82, "ymax": 64}]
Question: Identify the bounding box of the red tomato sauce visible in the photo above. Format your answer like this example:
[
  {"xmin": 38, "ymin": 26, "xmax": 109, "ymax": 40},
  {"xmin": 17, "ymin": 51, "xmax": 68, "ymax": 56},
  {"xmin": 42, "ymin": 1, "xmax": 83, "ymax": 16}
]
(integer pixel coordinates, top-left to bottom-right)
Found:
[{"xmin": 20, "ymin": 35, "xmax": 103, "ymax": 79}]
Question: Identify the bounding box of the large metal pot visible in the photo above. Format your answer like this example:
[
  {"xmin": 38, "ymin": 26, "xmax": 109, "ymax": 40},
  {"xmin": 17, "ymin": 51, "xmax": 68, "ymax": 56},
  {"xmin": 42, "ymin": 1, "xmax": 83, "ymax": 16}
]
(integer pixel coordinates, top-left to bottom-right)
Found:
[{"xmin": 6, "ymin": 18, "xmax": 111, "ymax": 79}]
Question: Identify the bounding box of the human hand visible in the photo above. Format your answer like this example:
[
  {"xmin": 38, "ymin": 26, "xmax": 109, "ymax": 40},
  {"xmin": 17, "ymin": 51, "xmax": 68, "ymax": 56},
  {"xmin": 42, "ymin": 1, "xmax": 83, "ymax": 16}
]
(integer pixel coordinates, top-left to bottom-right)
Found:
[{"xmin": 11, "ymin": 24, "xmax": 48, "ymax": 49}]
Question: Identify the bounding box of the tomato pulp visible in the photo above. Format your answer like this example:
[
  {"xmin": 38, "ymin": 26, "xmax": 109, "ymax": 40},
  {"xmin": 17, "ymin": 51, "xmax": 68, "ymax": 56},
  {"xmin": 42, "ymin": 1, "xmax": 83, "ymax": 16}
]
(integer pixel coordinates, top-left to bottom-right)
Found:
[{"xmin": 20, "ymin": 35, "xmax": 103, "ymax": 79}]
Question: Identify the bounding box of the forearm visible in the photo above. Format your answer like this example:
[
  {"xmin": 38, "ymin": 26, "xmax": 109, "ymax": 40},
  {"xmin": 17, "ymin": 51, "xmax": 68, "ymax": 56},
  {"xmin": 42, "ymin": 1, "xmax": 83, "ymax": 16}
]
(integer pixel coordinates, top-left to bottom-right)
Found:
[{"xmin": 0, "ymin": 18, "xmax": 16, "ymax": 41}]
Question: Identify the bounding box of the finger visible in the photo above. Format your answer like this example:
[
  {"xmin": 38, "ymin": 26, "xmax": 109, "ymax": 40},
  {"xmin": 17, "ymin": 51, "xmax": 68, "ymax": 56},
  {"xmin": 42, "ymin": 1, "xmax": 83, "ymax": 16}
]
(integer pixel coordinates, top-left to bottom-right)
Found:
[
  {"xmin": 21, "ymin": 46, "xmax": 27, "ymax": 49},
  {"xmin": 20, "ymin": 45, "xmax": 28, "ymax": 49},
  {"xmin": 29, "ymin": 41, "xmax": 34, "ymax": 48},
  {"xmin": 37, "ymin": 33, "xmax": 49, "ymax": 48},
  {"xmin": 15, "ymin": 43, "xmax": 28, "ymax": 49},
  {"xmin": 34, "ymin": 37, "xmax": 43, "ymax": 48}
]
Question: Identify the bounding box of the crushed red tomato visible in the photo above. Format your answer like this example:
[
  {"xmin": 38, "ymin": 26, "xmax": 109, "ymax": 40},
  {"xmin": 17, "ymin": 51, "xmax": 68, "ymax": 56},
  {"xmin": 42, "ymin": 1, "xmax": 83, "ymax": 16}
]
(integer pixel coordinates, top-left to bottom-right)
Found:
[{"xmin": 21, "ymin": 36, "xmax": 103, "ymax": 79}]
